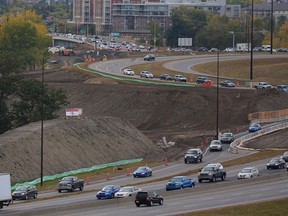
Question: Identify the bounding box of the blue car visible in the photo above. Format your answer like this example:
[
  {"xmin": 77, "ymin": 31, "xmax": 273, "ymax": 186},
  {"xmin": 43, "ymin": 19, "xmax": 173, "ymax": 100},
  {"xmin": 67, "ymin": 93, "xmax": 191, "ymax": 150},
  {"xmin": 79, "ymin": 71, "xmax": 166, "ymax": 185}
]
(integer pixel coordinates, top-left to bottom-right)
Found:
[
  {"xmin": 248, "ymin": 123, "xmax": 261, "ymax": 133},
  {"xmin": 166, "ymin": 176, "xmax": 196, "ymax": 191},
  {"xmin": 133, "ymin": 166, "xmax": 152, "ymax": 178},
  {"xmin": 96, "ymin": 185, "xmax": 121, "ymax": 199}
]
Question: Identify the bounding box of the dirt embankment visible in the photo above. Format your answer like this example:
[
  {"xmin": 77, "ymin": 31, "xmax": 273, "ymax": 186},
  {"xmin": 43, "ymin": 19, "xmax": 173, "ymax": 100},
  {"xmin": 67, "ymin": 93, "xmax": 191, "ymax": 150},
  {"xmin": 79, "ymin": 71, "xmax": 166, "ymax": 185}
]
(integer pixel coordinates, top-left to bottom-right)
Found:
[{"xmin": 1, "ymin": 66, "xmax": 288, "ymax": 183}]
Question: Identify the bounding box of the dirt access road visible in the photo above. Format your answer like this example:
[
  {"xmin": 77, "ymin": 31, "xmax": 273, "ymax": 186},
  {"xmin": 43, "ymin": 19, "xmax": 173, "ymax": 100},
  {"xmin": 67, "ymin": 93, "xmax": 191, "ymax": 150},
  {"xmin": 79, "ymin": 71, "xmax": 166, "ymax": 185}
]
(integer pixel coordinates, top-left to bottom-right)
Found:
[{"xmin": 1, "ymin": 54, "xmax": 288, "ymax": 183}]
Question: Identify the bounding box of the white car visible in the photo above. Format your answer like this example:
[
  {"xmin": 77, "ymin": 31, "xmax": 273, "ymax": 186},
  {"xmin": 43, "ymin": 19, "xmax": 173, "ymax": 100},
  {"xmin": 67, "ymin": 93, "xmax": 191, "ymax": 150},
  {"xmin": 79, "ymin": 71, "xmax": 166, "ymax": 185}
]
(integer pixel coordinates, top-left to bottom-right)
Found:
[
  {"xmin": 140, "ymin": 71, "xmax": 153, "ymax": 79},
  {"xmin": 123, "ymin": 69, "xmax": 135, "ymax": 76},
  {"xmin": 209, "ymin": 140, "xmax": 222, "ymax": 151},
  {"xmin": 238, "ymin": 167, "xmax": 259, "ymax": 180},
  {"xmin": 115, "ymin": 186, "xmax": 142, "ymax": 198},
  {"xmin": 255, "ymin": 82, "xmax": 272, "ymax": 89}
]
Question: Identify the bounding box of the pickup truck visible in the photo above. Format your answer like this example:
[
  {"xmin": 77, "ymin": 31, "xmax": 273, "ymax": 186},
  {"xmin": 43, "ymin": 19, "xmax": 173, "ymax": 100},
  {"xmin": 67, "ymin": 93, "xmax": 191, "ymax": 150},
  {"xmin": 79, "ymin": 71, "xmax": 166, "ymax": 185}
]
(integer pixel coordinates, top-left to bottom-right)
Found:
[
  {"xmin": 254, "ymin": 82, "xmax": 272, "ymax": 89},
  {"xmin": 57, "ymin": 176, "xmax": 84, "ymax": 193},
  {"xmin": 198, "ymin": 164, "xmax": 226, "ymax": 183}
]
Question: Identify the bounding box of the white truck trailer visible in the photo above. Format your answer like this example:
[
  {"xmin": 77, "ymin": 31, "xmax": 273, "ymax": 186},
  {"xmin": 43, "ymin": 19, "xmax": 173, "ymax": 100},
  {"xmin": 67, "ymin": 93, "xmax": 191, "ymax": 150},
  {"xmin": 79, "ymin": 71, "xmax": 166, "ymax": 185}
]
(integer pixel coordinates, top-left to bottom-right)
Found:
[{"xmin": 0, "ymin": 173, "xmax": 12, "ymax": 209}]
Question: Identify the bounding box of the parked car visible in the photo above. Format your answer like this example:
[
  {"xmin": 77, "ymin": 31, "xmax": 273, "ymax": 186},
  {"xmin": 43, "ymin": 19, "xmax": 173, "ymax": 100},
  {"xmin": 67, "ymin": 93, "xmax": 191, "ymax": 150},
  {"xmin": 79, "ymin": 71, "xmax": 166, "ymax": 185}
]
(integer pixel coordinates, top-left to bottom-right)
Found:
[
  {"xmin": 209, "ymin": 48, "xmax": 219, "ymax": 52},
  {"xmin": 96, "ymin": 185, "xmax": 121, "ymax": 199},
  {"xmin": 174, "ymin": 75, "xmax": 187, "ymax": 82},
  {"xmin": 248, "ymin": 123, "xmax": 261, "ymax": 133},
  {"xmin": 115, "ymin": 186, "xmax": 142, "ymax": 198},
  {"xmin": 166, "ymin": 176, "xmax": 196, "ymax": 191},
  {"xmin": 255, "ymin": 82, "xmax": 272, "ymax": 89},
  {"xmin": 160, "ymin": 74, "xmax": 173, "ymax": 81},
  {"xmin": 143, "ymin": 54, "xmax": 155, "ymax": 61},
  {"xmin": 184, "ymin": 148, "xmax": 203, "ymax": 164},
  {"xmin": 220, "ymin": 132, "xmax": 234, "ymax": 144},
  {"xmin": 57, "ymin": 176, "xmax": 84, "ymax": 193},
  {"xmin": 123, "ymin": 69, "xmax": 135, "ymax": 76},
  {"xmin": 220, "ymin": 80, "xmax": 236, "ymax": 87},
  {"xmin": 197, "ymin": 47, "xmax": 208, "ymax": 52},
  {"xmin": 267, "ymin": 158, "xmax": 286, "ymax": 169},
  {"xmin": 135, "ymin": 191, "xmax": 163, "ymax": 207},
  {"xmin": 12, "ymin": 185, "xmax": 38, "ymax": 200},
  {"xmin": 276, "ymin": 85, "xmax": 288, "ymax": 92},
  {"xmin": 140, "ymin": 71, "xmax": 154, "ymax": 79},
  {"xmin": 198, "ymin": 164, "xmax": 226, "ymax": 183},
  {"xmin": 209, "ymin": 140, "xmax": 222, "ymax": 151},
  {"xmin": 280, "ymin": 151, "xmax": 288, "ymax": 162},
  {"xmin": 133, "ymin": 166, "xmax": 152, "ymax": 178},
  {"xmin": 237, "ymin": 167, "xmax": 259, "ymax": 180}
]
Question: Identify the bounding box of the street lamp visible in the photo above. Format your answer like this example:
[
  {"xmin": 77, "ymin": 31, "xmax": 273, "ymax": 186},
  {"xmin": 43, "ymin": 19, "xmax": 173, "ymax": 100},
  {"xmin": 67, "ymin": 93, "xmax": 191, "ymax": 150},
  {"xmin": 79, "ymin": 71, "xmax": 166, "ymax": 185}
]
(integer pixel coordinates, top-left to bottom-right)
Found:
[
  {"xmin": 40, "ymin": 49, "xmax": 49, "ymax": 186},
  {"xmin": 228, "ymin": 31, "xmax": 235, "ymax": 50},
  {"xmin": 250, "ymin": 0, "xmax": 254, "ymax": 83},
  {"xmin": 270, "ymin": 0, "xmax": 274, "ymax": 54},
  {"xmin": 216, "ymin": 44, "xmax": 220, "ymax": 140}
]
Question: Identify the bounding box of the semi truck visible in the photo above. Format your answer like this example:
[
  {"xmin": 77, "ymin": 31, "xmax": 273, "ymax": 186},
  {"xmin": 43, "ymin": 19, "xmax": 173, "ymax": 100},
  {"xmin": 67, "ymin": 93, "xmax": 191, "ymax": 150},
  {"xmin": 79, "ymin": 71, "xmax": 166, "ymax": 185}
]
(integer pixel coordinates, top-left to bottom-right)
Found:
[{"xmin": 0, "ymin": 173, "xmax": 12, "ymax": 209}]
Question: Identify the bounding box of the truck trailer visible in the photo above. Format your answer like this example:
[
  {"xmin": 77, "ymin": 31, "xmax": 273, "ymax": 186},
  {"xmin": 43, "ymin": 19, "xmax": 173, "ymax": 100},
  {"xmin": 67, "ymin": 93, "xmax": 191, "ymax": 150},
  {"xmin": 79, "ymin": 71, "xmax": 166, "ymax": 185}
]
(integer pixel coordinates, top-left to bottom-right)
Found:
[{"xmin": 0, "ymin": 173, "xmax": 12, "ymax": 209}]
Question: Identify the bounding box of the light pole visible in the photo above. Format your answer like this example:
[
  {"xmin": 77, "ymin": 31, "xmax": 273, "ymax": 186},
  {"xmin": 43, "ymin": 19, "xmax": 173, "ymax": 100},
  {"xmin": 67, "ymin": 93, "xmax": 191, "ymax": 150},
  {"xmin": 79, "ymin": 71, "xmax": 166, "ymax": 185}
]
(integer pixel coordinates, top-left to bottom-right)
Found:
[
  {"xmin": 270, "ymin": 0, "xmax": 274, "ymax": 54},
  {"xmin": 250, "ymin": 0, "xmax": 254, "ymax": 83},
  {"xmin": 41, "ymin": 49, "xmax": 49, "ymax": 186},
  {"xmin": 228, "ymin": 31, "xmax": 235, "ymax": 50},
  {"xmin": 216, "ymin": 41, "xmax": 220, "ymax": 140}
]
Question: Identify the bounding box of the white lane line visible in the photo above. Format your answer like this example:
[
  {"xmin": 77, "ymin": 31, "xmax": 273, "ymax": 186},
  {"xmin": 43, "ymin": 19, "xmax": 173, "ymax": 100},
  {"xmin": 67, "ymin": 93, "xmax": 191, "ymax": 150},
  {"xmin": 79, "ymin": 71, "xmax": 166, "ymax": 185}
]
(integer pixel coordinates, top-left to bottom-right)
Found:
[{"xmin": 260, "ymin": 188, "xmax": 272, "ymax": 191}]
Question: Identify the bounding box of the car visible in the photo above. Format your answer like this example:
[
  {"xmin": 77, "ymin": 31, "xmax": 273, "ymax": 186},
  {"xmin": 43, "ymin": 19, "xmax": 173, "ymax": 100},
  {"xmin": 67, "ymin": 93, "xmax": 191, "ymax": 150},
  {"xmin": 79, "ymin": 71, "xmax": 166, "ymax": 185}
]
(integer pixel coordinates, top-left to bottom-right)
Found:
[
  {"xmin": 143, "ymin": 54, "xmax": 155, "ymax": 61},
  {"xmin": 184, "ymin": 148, "xmax": 203, "ymax": 163},
  {"xmin": 209, "ymin": 140, "xmax": 222, "ymax": 151},
  {"xmin": 123, "ymin": 69, "xmax": 135, "ymax": 76},
  {"xmin": 276, "ymin": 85, "xmax": 288, "ymax": 92},
  {"xmin": 140, "ymin": 71, "xmax": 154, "ymax": 79},
  {"xmin": 115, "ymin": 186, "xmax": 142, "ymax": 198},
  {"xmin": 174, "ymin": 75, "xmax": 187, "ymax": 82},
  {"xmin": 237, "ymin": 167, "xmax": 259, "ymax": 180},
  {"xmin": 135, "ymin": 191, "xmax": 163, "ymax": 207},
  {"xmin": 209, "ymin": 48, "xmax": 219, "ymax": 52},
  {"xmin": 57, "ymin": 176, "xmax": 84, "ymax": 193},
  {"xmin": 248, "ymin": 123, "xmax": 261, "ymax": 133},
  {"xmin": 166, "ymin": 176, "xmax": 196, "ymax": 191},
  {"xmin": 280, "ymin": 151, "xmax": 288, "ymax": 162},
  {"xmin": 267, "ymin": 158, "xmax": 286, "ymax": 169},
  {"xmin": 96, "ymin": 185, "xmax": 121, "ymax": 199},
  {"xmin": 255, "ymin": 82, "xmax": 272, "ymax": 89},
  {"xmin": 198, "ymin": 164, "xmax": 226, "ymax": 182},
  {"xmin": 160, "ymin": 74, "xmax": 173, "ymax": 81},
  {"xmin": 12, "ymin": 185, "xmax": 38, "ymax": 200},
  {"xmin": 196, "ymin": 77, "xmax": 211, "ymax": 84},
  {"xmin": 220, "ymin": 80, "xmax": 236, "ymax": 87},
  {"xmin": 197, "ymin": 47, "xmax": 208, "ymax": 52},
  {"xmin": 133, "ymin": 166, "xmax": 152, "ymax": 178},
  {"xmin": 220, "ymin": 132, "xmax": 234, "ymax": 144}
]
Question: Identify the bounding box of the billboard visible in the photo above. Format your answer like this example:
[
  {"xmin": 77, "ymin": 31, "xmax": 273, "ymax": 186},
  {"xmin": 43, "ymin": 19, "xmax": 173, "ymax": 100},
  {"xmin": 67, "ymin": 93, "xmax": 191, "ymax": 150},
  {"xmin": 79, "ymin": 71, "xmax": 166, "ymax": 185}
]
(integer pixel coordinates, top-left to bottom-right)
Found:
[
  {"xmin": 178, "ymin": 38, "xmax": 192, "ymax": 47},
  {"xmin": 65, "ymin": 108, "xmax": 83, "ymax": 117}
]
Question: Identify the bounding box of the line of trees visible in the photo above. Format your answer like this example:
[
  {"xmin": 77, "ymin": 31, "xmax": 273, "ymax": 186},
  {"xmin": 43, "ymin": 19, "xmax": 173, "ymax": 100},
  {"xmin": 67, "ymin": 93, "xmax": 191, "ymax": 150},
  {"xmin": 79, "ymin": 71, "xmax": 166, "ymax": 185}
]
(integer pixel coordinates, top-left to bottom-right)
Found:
[{"xmin": 0, "ymin": 11, "xmax": 69, "ymax": 134}]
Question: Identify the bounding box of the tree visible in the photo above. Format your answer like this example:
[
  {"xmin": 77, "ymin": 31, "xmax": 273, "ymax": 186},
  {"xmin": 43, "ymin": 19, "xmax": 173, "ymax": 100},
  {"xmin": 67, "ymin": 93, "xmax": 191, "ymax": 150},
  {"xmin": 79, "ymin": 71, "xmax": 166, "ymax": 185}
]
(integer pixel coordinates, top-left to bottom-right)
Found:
[{"xmin": 166, "ymin": 6, "xmax": 207, "ymax": 47}]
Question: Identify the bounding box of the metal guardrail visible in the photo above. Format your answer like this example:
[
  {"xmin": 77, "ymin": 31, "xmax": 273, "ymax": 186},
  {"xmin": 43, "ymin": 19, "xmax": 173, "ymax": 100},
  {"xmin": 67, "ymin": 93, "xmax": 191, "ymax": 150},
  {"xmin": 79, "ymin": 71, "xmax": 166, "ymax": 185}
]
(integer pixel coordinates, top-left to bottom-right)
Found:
[{"xmin": 228, "ymin": 121, "xmax": 288, "ymax": 153}]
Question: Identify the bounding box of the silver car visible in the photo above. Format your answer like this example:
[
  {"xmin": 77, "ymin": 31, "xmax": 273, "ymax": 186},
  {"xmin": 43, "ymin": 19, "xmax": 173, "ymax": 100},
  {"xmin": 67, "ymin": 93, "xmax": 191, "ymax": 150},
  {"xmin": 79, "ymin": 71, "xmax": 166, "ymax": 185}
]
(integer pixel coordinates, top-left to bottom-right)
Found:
[
  {"xmin": 281, "ymin": 151, "xmax": 288, "ymax": 162},
  {"xmin": 140, "ymin": 71, "xmax": 153, "ymax": 79},
  {"xmin": 220, "ymin": 132, "xmax": 234, "ymax": 144},
  {"xmin": 209, "ymin": 140, "xmax": 222, "ymax": 151},
  {"xmin": 237, "ymin": 167, "xmax": 259, "ymax": 180}
]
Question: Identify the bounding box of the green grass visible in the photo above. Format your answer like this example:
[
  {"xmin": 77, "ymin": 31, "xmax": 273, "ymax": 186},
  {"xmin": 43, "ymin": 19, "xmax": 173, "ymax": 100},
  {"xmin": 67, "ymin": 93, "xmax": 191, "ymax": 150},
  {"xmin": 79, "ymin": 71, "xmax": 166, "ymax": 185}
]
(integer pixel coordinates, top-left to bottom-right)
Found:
[{"xmin": 174, "ymin": 197, "xmax": 288, "ymax": 216}]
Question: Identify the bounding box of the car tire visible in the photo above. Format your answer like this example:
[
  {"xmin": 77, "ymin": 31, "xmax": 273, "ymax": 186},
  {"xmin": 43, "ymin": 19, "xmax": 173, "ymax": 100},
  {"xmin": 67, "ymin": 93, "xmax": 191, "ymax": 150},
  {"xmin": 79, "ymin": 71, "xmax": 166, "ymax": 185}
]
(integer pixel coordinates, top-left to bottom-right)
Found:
[
  {"xmin": 79, "ymin": 185, "xmax": 83, "ymax": 191},
  {"xmin": 159, "ymin": 199, "xmax": 163, "ymax": 205},
  {"xmin": 198, "ymin": 179, "xmax": 202, "ymax": 183},
  {"xmin": 34, "ymin": 193, "xmax": 38, "ymax": 199},
  {"xmin": 136, "ymin": 204, "xmax": 140, "ymax": 207},
  {"xmin": 148, "ymin": 200, "xmax": 153, "ymax": 207},
  {"xmin": 221, "ymin": 175, "xmax": 225, "ymax": 181},
  {"xmin": 212, "ymin": 176, "xmax": 216, "ymax": 182},
  {"xmin": 58, "ymin": 190, "xmax": 62, "ymax": 193},
  {"xmin": 111, "ymin": 194, "xmax": 114, "ymax": 199},
  {"xmin": 25, "ymin": 195, "xmax": 28, "ymax": 200},
  {"xmin": 71, "ymin": 187, "xmax": 75, "ymax": 192}
]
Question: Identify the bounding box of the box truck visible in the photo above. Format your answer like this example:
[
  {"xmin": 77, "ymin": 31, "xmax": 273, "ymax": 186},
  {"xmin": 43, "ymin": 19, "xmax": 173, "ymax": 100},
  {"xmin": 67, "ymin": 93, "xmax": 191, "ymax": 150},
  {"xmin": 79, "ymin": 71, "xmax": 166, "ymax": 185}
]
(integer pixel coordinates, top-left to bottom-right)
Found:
[{"xmin": 0, "ymin": 173, "xmax": 12, "ymax": 209}]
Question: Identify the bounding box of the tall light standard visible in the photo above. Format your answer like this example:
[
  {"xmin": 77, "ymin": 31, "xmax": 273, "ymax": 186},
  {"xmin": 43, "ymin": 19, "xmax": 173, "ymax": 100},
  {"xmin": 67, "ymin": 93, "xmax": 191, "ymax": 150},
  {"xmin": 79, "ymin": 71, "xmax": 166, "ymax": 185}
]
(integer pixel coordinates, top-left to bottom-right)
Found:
[
  {"xmin": 41, "ymin": 49, "xmax": 49, "ymax": 186},
  {"xmin": 216, "ymin": 44, "xmax": 220, "ymax": 139},
  {"xmin": 270, "ymin": 0, "xmax": 274, "ymax": 54},
  {"xmin": 228, "ymin": 31, "xmax": 235, "ymax": 49},
  {"xmin": 250, "ymin": 0, "xmax": 254, "ymax": 83}
]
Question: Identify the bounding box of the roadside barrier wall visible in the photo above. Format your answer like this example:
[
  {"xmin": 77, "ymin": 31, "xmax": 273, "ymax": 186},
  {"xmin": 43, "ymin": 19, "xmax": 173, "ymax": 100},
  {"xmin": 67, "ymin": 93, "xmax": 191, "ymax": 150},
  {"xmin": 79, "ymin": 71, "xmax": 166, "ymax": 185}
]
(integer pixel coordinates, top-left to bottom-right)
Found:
[
  {"xmin": 228, "ymin": 121, "xmax": 288, "ymax": 153},
  {"xmin": 11, "ymin": 158, "xmax": 143, "ymax": 190},
  {"xmin": 249, "ymin": 109, "xmax": 288, "ymax": 124}
]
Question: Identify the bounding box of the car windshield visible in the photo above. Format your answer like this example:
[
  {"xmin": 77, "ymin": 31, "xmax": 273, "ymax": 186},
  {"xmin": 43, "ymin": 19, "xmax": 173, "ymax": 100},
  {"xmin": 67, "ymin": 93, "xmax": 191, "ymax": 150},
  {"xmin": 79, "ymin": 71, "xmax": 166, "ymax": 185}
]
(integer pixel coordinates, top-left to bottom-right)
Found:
[
  {"xmin": 136, "ymin": 167, "xmax": 146, "ymax": 171},
  {"xmin": 222, "ymin": 133, "xmax": 232, "ymax": 137},
  {"xmin": 241, "ymin": 168, "xmax": 252, "ymax": 173},
  {"xmin": 250, "ymin": 123, "xmax": 258, "ymax": 127},
  {"xmin": 211, "ymin": 141, "xmax": 221, "ymax": 145},
  {"xmin": 120, "ymin": 187, "xmax": 133, "ymax": 192},
  {"xmin": 102, "ymin": 186, "xmax": 113, "ymax": 191},
  {"xmin": 203, "ymin": 167, "xmax": 215, "ymax": 172},
  {"xmin": 270, "ymin": 159, "xmax": 280, "ymax": 163},
  {"xmin": 187, "ymin": 150, "xmax": 197, "ymax": 154},
  {"xmin": 62, "ymin": 177, "xmax": 73, "ymax": 181},
  {"xmin": 170, "ymin": 177, "xmax": 182, "ymax": 182},
  {"xmin": 15, "ymin": 186, "xmax": 29, "ymax": 191}
]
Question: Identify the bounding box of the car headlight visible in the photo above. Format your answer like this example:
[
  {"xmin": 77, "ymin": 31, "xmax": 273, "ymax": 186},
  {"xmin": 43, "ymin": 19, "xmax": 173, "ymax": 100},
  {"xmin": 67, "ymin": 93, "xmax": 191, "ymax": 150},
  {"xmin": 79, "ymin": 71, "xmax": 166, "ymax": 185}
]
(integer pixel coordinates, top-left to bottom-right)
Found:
[
  {"xmin": 21, "ymin": 192, "xmax": 25, "ymax": 195},
  {"xmin": 275, "ymin": 163, "xmax": 279, "ymax": 165},
  {"xmin": 209, "ymin": 173, "xmax": 213, "ymax": 176},
  {"xmin": 141, "ymin": 173, "xmax": 145, "ymax": 175}
]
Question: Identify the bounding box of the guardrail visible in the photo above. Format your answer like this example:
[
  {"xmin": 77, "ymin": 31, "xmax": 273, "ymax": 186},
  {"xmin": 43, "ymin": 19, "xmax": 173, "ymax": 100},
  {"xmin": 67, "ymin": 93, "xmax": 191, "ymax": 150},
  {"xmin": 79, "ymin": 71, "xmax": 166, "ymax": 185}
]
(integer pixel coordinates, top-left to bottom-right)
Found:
[{"xmin": 228, "ymin": 120, "xmax": 288, "ymax": 153}]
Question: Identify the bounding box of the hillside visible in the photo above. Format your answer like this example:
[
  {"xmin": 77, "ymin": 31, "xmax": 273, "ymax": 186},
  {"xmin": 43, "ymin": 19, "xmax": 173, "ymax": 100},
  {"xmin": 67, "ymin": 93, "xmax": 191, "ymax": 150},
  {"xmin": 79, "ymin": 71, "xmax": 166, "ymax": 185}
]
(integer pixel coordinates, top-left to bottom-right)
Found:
[{"xmin": 1, "ymin": 61, "xmax": 288, "ymax": 183}]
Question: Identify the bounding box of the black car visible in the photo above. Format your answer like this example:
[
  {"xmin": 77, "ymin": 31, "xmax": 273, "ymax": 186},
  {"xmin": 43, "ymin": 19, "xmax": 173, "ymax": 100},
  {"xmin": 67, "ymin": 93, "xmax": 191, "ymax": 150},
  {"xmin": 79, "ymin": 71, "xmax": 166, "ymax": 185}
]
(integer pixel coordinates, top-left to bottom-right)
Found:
[
  {"xmin": 267, "ymin": 158, "xmax": 286, "ymax": 169},
  {"xmin": 135, "ymin": 191, "xmax": 163, "ymax": 207},
  {"xmin": 220, "ymin": 80, "xmax": 236, "ymax": 87},
  {"xmin": 12, "ymin": 185, "xmax": 38, "ymax": 200},
  {"xmin": 184, "ymin": 148, "xmax": 203, "ymax": 163},
  {"xmin": 160, "ymin": 74, "xmax": 173, "ymax": 81},
  {"xmin": 143, "ymin": 54, "xmax": 155, "ymax": 61},
  {"xmin": 196, "ymin": 77, "xmax": 210, "ymax": 84}
]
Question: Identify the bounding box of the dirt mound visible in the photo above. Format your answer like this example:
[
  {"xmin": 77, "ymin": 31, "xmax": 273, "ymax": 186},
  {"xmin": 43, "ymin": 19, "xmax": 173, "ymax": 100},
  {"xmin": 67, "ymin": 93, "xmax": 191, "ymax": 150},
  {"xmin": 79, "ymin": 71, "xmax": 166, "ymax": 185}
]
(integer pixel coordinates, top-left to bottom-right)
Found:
[{"xmin": 0, "ymin": 117, "xmax": 163, "ymax": 183}]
